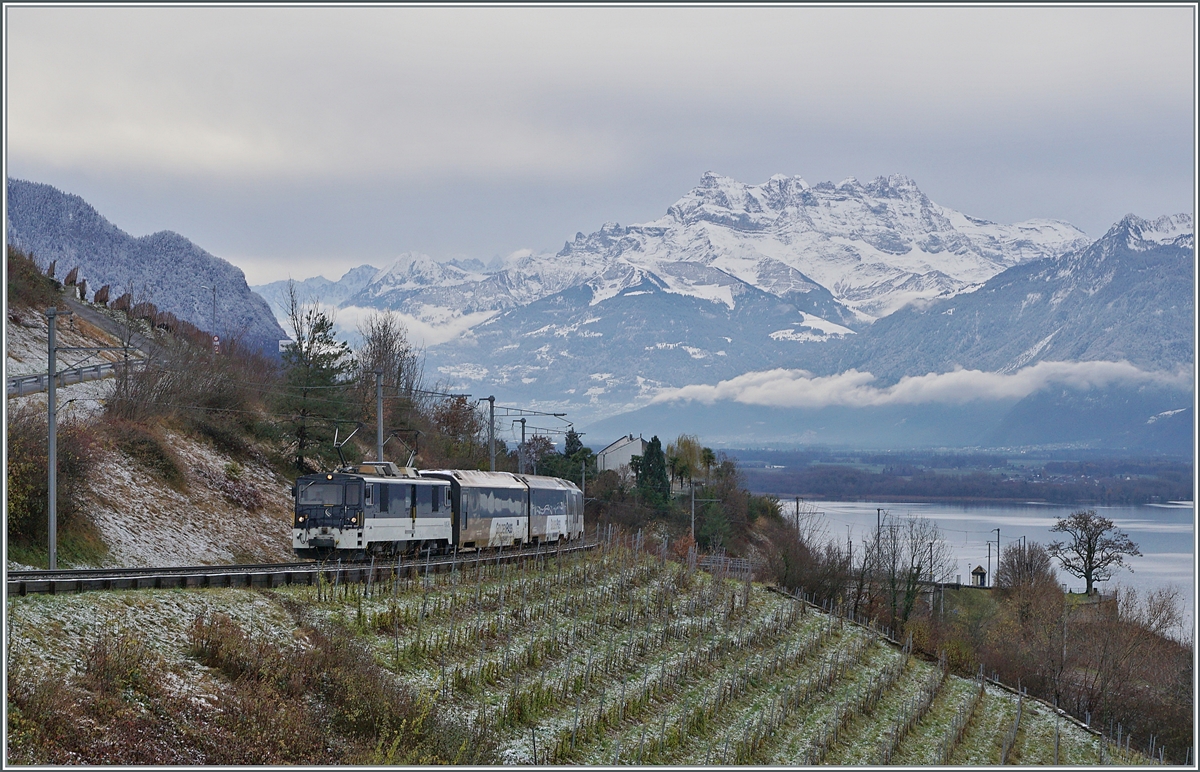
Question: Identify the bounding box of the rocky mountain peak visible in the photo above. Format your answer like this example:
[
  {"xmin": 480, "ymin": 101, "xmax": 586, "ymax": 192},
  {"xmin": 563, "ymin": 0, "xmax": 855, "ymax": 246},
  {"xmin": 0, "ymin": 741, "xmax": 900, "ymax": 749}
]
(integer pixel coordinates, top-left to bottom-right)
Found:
[
  {"xmin": 1110, "ymin": 213, "xmax": 1193, "ymax": 250},
  {"xmin": 863, "ymin": 173, "xmax": 923, "ymax": 198}
]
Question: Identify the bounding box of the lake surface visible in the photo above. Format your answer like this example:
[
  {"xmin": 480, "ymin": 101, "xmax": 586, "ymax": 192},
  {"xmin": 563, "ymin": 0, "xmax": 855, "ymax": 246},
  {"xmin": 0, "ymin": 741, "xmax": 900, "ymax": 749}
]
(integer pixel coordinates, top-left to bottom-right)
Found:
[{"xmin": 782, "ymin": 498, "xmax": 1195, "ymax": 625}]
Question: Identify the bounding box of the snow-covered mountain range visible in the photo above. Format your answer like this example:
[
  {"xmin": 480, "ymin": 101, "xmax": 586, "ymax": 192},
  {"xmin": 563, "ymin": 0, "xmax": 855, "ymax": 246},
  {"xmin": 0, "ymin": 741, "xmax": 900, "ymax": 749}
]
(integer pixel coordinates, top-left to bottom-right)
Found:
[
  {"xmin": 252, "ymin": 172, "xmax": 1108, "ymax": 424},
  {"xmin": 256, "ymin": 173, "xmax": 1091, "ymax": 346},
  {"xmin": 835, "ymin": 213, "xmax": 1194, "ymax": 381},
  {"xmin": 556, "ymin": 172, "xmax": 1089, "ymax": 321},
  {"xmin": 590, "ymin": 213, "xmax": 1192, "ymax": 452},
  {"xmin": 10, "ymin": 173, "xmax": 1188, "ymax": 450},
  {"xmin": 7, "ymin": 179, "xmax": 287, "ymax": 356}
]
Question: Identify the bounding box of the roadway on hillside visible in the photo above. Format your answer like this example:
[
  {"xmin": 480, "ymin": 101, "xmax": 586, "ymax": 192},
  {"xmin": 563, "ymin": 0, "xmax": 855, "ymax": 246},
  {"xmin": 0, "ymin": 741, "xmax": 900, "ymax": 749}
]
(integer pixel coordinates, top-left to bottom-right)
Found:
[{"xmin": 6, "ymin": 296, "xmax": 158, "ymax": 396}]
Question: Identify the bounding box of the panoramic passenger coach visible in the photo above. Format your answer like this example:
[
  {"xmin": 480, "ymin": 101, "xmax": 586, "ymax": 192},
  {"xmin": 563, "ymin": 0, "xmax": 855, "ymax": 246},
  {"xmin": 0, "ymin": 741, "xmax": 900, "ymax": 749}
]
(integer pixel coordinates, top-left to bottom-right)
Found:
[{"xmin": 292, "ymin": 462, "xmax": 584, "ymax": 559}]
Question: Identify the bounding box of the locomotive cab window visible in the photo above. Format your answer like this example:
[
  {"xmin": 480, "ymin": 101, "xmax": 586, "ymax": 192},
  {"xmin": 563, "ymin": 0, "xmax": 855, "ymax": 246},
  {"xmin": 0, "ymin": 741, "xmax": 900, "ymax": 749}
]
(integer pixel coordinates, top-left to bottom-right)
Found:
[
  {"xmin": 364, "ymin": 484, "xmax": 373, "ymax": 506},
  {"xmin": 345, "ymin": 483, "xmax": 362, "ymax": 507},
  {"xmin": 299, "ymin": 483, "xmax": 343, "ymax": 506}
]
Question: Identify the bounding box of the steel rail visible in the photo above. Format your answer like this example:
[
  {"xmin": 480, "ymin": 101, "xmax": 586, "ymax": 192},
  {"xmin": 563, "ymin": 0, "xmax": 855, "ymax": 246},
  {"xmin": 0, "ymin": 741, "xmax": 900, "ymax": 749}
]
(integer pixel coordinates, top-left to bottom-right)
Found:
[{"xmin": 7, "ymin": 540, "xmax": 598, "ymax": 597}]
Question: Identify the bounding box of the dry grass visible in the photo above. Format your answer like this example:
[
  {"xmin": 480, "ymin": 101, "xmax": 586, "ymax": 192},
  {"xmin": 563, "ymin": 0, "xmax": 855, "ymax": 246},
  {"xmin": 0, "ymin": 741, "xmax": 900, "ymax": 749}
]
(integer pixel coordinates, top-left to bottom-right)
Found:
[{"xmin": 6, "ymin": 597, "xmax": 496, "ymax": 765}]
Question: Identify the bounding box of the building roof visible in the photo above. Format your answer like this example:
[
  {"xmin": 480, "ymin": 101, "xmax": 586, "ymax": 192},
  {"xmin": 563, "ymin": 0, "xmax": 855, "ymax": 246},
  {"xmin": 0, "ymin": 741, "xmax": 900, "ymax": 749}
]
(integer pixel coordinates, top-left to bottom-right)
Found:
[
  {"xmin": 972, "ymin": 565, "xmax": 987, "ymax": 574},
  {"xmin": 598, "ymin": 434, "xmax": 644, "ymax": 456}
]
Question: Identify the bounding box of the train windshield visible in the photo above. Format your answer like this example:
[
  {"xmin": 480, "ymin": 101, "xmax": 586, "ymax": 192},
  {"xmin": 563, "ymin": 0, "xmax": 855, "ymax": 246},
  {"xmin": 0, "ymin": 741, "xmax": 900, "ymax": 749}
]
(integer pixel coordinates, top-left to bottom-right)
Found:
[{"xmin": 298, "ymin": 483, "xmax": 344, "ymax": 506}]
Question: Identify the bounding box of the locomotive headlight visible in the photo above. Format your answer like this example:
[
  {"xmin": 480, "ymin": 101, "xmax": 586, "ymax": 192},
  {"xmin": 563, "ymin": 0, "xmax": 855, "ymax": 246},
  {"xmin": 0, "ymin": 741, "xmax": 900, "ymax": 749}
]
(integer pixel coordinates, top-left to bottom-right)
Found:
[
  {"xmin": 297, "ymin": 515, "xmax": 307, "ymax": 523},
  {"xmin": 350, "ymin": 516, "xmax": 358, "ymax": 525}
]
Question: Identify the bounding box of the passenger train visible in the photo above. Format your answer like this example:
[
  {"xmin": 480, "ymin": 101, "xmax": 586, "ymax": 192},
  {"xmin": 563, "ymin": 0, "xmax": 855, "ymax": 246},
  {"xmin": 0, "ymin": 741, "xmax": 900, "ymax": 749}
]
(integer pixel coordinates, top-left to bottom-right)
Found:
[{"xmin": 292, "ymin": 461, "xmax": 584, "ymax": 559}]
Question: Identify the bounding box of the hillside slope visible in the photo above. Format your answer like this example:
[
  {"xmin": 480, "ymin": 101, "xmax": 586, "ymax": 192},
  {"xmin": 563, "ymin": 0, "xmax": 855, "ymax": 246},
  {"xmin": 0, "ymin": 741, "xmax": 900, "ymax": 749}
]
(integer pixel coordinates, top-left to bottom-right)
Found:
[
  {"xmin": 6, "ymin": 298, "xmax": 294, "ymax": 570},
  {"xmin": 5, "ymin": 544, "xmax": 1153, "ymax": 765}
]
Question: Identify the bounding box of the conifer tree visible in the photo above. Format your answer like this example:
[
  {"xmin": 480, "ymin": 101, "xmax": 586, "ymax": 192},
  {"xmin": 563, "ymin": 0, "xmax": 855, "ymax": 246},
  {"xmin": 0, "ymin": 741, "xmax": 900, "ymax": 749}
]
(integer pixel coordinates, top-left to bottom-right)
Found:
[
  {"xmin": 279, "ymin": 282, "xmax": 355, "ymax": 472},
  {"xmin": 634, "ymin": 435, "xmax": 670, "ymax": 505}
]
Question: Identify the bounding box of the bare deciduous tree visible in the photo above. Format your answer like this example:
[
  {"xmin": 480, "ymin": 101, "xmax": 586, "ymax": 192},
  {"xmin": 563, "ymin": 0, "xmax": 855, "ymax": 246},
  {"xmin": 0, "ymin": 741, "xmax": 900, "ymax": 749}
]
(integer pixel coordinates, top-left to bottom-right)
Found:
[
  {"xmin": 355, "ymin": 310, "xmax": 424, "ymax": 402},
  {"xmin": 1048, "ymin": 510, "xmax": 1141, "ymax": 594},
  {"xmin": 430, "ymin": 395, "xmax": 485, "ymax": 467},
  {"xmin": 878, "ymin": 515, "xmax": 958, "ymax": 629},
  {"xmin": 354, "ymin": 310, "xmax": 426, "ymax": 461},
  {"xmin": 523, "ymin": 434, "xmax": 554, "ymax": 470},
  {"xmin": 996, "ymin": 540, "xmax": 1058, "ymax": 590}
]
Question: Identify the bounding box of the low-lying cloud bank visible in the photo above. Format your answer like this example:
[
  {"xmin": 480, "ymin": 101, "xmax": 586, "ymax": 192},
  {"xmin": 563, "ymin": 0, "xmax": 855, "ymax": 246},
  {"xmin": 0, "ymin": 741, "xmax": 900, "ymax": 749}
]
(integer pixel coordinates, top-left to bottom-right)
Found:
[
  {"xmin": 651, "ymin": 361, "xmax": 1194, "ymax": 409},
  {"xmin": 332, "ymin": 306, "xmax": 498, "ymax": 349}
]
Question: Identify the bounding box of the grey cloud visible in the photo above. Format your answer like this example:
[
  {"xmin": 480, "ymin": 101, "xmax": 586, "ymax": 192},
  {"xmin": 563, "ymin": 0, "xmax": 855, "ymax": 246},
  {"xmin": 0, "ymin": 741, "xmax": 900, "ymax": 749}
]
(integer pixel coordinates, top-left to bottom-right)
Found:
[
  {"xmin": 9, "ymin": 6, "xmax": 1191, "ymax": 180},
  {"xmin": 4, "ymin": 6, "xmax": 1193, "ymax": 284}
]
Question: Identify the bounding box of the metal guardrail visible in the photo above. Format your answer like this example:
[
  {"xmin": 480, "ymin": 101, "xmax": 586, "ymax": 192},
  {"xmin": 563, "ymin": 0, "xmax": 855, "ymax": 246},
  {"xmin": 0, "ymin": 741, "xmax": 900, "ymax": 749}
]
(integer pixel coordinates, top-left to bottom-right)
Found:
[
  {"xmin": 7, "ymin": 360, "xmax": 143, "ymax": 397},
  {"xmin": 7, "ymin": 540, "xmax": 599, "ymax": 597}
]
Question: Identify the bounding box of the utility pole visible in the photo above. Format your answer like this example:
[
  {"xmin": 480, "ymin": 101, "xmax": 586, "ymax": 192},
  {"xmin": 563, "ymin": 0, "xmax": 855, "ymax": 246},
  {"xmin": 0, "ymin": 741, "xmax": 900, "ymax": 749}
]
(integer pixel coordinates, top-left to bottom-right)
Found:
[
  {"xmin": 517, "ymin": 418, "xmax": 527, "ymax": 474},
  {"xmin": 44, "ymin": 307, "xmax": 125, "ymax": 571},
  {"xmin": 46, "ymin": 308, "xmax": 62, "ymax": 570},
  {"xmin": 687, "ymin": 485, "xmax": 720, "ymax": 544},
  {"xmin": 374, "ymin": 369, "xmax": 384, "ymax": 463},
  {"xmin": 987, "ymin": 541, "xmax": 991, "ymax": 589},
  {"xmin": 201, "ymin": 284, "xmax": 218, "ymax": 354},
  {"xmin": 994, "ymin": 527, "xmax": 1001, "ymax": 587},
  {"xmin": 487, "ymin": 396, "xmax": 496, "ymax": 471}
]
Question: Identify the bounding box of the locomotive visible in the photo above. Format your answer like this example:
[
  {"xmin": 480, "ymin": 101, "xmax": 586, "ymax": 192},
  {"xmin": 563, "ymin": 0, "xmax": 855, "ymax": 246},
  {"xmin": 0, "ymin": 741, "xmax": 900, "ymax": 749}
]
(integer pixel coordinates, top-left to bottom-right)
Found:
[{"xmin": 292, "ymin": 461, "xmax": 584, "ymax": 560}]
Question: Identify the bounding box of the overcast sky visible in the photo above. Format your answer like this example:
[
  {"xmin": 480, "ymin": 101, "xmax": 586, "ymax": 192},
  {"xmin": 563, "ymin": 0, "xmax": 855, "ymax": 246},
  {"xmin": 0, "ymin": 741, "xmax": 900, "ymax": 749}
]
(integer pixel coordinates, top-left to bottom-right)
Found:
[{"xmin": 5, "ymin": 5, "xmax": 1195, "ymax": 286}]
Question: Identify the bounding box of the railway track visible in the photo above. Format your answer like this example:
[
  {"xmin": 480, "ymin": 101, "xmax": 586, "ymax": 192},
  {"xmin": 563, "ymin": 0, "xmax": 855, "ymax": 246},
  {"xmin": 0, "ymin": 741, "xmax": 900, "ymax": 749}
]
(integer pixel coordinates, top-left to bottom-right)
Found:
[{"xmin": 7, "ymin": 540, "xmax": 598, "ymax": 596}]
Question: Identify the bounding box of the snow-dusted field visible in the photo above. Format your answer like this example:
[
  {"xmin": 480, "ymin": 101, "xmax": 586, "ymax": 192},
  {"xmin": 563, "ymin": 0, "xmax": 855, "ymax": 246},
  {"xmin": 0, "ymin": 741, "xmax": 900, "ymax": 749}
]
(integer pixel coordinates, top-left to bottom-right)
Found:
[{"xmin": 83, "ymin": 429, "xmax": 295, "ymax": 568}]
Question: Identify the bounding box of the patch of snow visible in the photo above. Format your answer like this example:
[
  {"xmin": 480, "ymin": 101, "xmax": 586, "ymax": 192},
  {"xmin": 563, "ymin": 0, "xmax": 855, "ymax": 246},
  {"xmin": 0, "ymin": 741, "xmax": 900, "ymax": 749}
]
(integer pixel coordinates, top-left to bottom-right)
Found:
[
  {"xmin": 770, "ymin": 329, "xmax": 828, "ymax": 343},
  {"xmin": 1147, "ymin": 408, "xmax": 1187, "ymax": 424},
  {"xmin": 796, "ymin": 312, "xmax": 854, "ymax": 336},
  {"xmin": 1125, "ymin": 213, "xmax": 1192, "ymax": 248},
  {"xmin": 437, "ymin": 363, "xmax": 489, "ymax": 380},
  {"xmin": 1000, "ymin": 328, "xmax": 1059, "ymax": 373}
]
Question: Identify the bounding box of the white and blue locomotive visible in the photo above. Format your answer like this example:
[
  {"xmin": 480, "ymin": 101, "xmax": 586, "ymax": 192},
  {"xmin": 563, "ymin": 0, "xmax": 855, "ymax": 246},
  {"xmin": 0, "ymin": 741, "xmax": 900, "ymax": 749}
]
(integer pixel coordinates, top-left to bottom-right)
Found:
[{"xmin": 292, "ymin": 461, "xmax": 584, "ymax": 559}]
